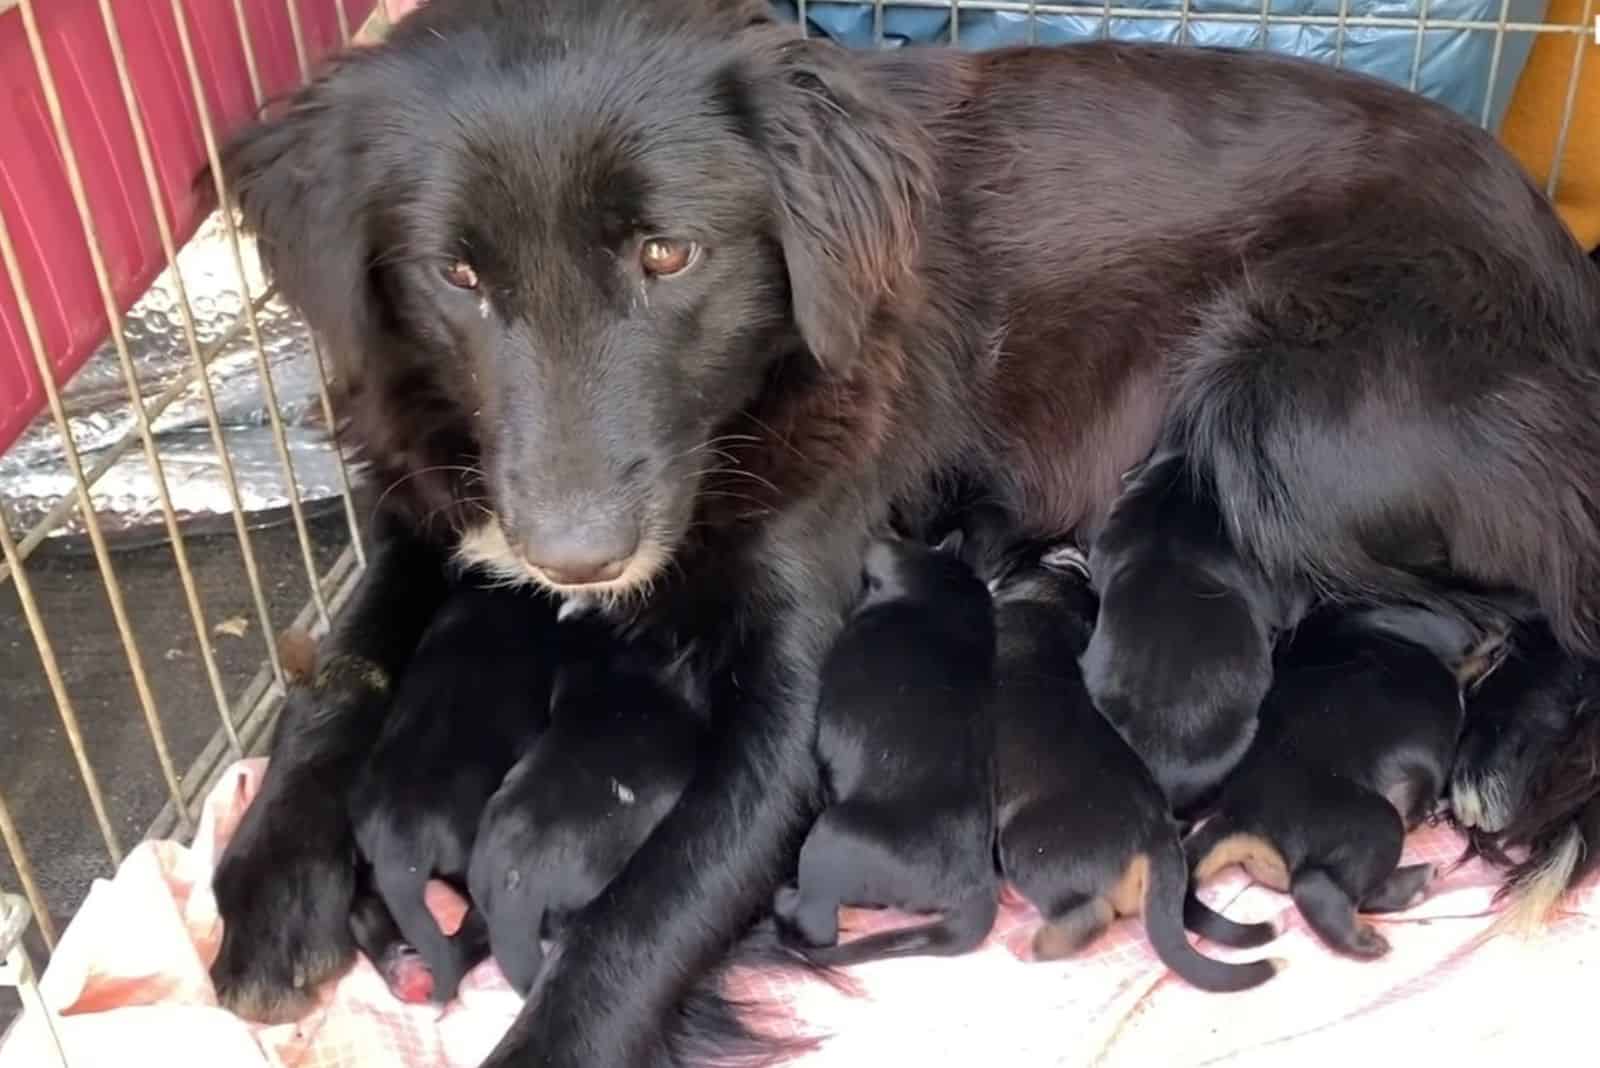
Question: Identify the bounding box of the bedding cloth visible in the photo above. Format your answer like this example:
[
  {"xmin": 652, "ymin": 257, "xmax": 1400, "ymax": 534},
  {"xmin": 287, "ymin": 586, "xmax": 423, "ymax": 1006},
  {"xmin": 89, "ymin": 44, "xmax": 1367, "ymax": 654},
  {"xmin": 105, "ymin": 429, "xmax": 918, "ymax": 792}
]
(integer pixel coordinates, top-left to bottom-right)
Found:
[{"xmin": 0, "ymin": 756, "xmax": 1595, "ymax": 1068}]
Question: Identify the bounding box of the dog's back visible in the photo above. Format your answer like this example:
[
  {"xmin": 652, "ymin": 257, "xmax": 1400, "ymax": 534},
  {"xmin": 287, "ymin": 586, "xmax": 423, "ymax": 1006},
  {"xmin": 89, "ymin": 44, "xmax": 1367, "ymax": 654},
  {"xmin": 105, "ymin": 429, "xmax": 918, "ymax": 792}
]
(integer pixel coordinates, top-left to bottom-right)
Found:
[
  {"xmin": 1083, "ymin": 453, "xmax": 1290, "ymax": 813},
  {"xmin": 816, "ymin": 538, "xmax": 997, "ymax": 807}
]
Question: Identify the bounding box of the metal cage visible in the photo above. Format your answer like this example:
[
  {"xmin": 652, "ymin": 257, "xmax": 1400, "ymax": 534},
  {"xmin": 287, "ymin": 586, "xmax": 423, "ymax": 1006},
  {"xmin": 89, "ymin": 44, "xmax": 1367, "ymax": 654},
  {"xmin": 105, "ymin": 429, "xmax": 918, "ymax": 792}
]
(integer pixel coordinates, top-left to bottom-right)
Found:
[{"xmin": 0, "ymin": 0, "xmax": 1594, "ymax": 1059}]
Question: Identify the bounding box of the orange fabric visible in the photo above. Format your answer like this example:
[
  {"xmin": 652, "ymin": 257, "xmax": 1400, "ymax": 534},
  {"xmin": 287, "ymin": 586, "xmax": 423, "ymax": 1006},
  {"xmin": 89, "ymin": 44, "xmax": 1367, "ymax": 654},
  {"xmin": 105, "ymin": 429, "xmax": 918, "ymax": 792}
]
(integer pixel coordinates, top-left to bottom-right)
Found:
[{"xmin": 1499, "ymin": 0, "xmax": 1600, "ymax": 250}]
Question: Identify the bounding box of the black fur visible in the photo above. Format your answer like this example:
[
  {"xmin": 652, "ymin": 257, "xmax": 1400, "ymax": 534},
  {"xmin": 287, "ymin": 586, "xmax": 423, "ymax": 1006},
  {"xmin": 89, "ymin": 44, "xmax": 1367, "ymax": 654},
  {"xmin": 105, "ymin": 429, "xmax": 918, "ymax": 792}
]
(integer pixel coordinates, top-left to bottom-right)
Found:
[
  {"xmin": 349, "ymin": 861, "xmax": 487, "ymax": 1004},
  {"xmin": 209, "ymin": 509, "xmax": 449, "ymax": 1023},
  {"xmin": 1452, "ymin": 621, "xmax": 1600, "ymax": 920},
  {"xmin": 773, "ymin": 535, "xmax": 1000, "ymax": 965},
  {"xmin": 1082, "ymin": 452, "xmax": 1308, "ymax": 815},
  {"xmin": 212, "ymin": 0, "xmax": 1600, "ymax": 1059},
  {"xmin": 1186, "ymin": 607, "xmax": 1464, "ymax": 959},
  {"xmin": 1451, "ymin": 621, "xmax": 1590, "ymax": 835},
  {"xmin": 985, "ymin": 547, "xmax": 1278, "ymax": 991},
  {"xmin": 348, "ymin": 580, "xmax": 560, "ymax": 1003},
  {"xmin": 469, "ymin": 623, "xmax": 706, "ymax": 995}
]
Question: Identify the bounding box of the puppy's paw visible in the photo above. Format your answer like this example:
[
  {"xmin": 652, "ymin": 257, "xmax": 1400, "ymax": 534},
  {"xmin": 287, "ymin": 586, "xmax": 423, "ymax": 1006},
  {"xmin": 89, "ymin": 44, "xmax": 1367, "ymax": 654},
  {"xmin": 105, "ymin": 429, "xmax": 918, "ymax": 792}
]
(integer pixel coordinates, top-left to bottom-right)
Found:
[{"xmin": 1348, "ymin": 924, "xmax": 1391, "ymax": 959}]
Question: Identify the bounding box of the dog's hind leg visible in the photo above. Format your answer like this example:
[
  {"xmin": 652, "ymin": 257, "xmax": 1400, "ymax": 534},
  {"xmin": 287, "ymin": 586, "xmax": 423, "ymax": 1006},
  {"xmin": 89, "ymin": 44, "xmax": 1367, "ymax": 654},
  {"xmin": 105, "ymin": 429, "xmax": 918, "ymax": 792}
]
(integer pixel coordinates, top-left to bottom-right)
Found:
[
  {"xmin": 1291, "ymin": 867, "xmax": 1390, "ymax": 959},
  {"xmin": 779, "ymin": 801, "xmax": 918, "ymax": 949},
  {"xmin": 1360, "ymin": 862, "xmax": 1434, "ymax": 913},
  {"xmin": 1032, "ymin": 895, "xmax": 1114, "ymax": 960}
]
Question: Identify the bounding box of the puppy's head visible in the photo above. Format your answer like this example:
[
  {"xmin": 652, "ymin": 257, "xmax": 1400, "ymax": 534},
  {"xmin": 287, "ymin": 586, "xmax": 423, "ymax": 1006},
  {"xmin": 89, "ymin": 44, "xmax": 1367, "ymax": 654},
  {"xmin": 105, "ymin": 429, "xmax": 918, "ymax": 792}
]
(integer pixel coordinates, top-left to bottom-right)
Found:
[
  {"xmin": 218, "ymin": 2, "xmax": 931, "ymax": 601},
  {"xmin": 857, "ymin": 532, "xmax": 986, "ymax": 616}
]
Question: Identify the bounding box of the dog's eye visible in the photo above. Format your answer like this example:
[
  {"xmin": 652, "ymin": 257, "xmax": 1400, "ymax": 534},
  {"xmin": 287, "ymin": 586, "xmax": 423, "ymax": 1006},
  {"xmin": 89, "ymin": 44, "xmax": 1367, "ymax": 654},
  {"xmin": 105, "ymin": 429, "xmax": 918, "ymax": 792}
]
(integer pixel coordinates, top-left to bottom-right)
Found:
[
  {"xmin": 640, "ymin": 237, "xmax": 699, "ymax": 278},
  {"xmin": 442, "ymin": 260, "xmax": 480, "ymax": 290}
]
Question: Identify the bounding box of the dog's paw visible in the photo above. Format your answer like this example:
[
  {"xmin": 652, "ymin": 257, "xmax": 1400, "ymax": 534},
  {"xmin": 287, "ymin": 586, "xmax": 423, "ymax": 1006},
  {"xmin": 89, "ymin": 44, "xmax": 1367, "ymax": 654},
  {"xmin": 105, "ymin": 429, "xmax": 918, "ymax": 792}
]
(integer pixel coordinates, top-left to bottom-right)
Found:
[
  {"xmin": 1347, "ymin": 924, "xmax": 1391, "ymax": 959},
  {"xmin": 212, "ymin": 851, "xmax": 356, "ymax": 1020}
]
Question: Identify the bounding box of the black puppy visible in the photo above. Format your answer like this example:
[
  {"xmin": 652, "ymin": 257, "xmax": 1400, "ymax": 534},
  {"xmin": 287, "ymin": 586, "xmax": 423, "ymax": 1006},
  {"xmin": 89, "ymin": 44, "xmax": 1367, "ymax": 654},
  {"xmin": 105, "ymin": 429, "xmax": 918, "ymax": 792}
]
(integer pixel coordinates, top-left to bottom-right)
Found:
[
  {"xmin": 1185, "ymin": 607, "xmax": 1464, "ymax": 958},
  {"xmin": 469, "ymin": 625, "xmax": 705, "ymax": 996},
  {"xmin": 349, "ymin": 580, "xmax": 560, "ymax": 1004},
  {"xmin": 1083, "ymin": 451, "xmax": 1306, "ymax": 815},
  {"xmin": 773, "ymin": 535, "xmax": 1000, "ymax": 964},
  {"xmin": 985, "ymin": 544, "xmax": 1279, "ymax": 991}
]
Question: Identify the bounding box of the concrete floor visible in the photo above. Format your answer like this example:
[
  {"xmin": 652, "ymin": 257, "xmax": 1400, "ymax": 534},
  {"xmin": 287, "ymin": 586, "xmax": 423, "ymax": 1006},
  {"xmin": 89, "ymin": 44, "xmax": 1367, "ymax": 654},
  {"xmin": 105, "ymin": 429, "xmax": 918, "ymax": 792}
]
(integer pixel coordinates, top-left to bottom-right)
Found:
[{"xmin": 0, "ymin": 508, "xmax": 353, "ymax": 1031}]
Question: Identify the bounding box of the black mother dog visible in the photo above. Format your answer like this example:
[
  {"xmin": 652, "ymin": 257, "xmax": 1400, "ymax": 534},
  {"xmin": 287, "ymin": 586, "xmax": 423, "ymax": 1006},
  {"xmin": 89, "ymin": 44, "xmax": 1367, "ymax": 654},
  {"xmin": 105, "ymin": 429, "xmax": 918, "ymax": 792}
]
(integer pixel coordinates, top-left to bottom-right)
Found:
[{"xmin": 209, "ymin": 0, "xmax": 1600, "ymax": 1063}]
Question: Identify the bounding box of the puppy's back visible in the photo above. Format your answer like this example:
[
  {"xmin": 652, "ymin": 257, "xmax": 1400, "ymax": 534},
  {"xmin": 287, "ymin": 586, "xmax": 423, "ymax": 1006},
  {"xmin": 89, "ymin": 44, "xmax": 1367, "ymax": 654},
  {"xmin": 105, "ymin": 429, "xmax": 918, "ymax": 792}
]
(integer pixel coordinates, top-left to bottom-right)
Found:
[{"xmin": 817, "ymin": 543, "xmax": 996, "ymax": 801}]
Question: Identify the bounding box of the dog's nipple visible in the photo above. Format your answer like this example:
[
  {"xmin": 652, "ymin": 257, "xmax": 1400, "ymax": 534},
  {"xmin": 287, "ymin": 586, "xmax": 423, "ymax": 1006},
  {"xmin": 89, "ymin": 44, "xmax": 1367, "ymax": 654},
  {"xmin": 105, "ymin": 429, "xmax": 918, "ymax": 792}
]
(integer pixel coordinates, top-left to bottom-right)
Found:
[
  {"xmin": 611, "ymin": 779, "xmax": 636, "ymax": 805},
  {"xmin": 505, "ymin": 869, "xmax": 520, "ymax": 891}
]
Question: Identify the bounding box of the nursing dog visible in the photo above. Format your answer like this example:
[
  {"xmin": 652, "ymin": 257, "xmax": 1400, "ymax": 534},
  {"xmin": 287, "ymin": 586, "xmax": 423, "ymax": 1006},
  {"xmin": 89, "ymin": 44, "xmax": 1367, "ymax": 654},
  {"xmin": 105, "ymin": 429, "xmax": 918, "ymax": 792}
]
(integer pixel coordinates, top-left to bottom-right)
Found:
[
  {"xmin": 1186, "ymin": 608, "xmax": 1464, "ymax": 958},
  {"xmin": 774, "ymin": 535, "xmax": 999, "ymax": 964},
  {"xmin": 349, "ymin": 581, "xmax": 560, "ymax": 1004},
  {"xmin": 212, "ymin": 0, "xmax": 1600, "ymax": 1059},
  {"xmin": 987, "ymin": 544, "xmax": 1279, "ymax": 990}
]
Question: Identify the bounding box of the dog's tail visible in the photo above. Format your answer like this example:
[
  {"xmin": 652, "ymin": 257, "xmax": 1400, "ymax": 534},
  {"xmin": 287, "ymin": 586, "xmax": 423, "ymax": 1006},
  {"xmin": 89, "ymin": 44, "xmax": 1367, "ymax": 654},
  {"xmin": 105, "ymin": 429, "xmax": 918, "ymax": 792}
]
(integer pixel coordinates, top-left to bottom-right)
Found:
[
  {"xmin": 1481, "ymin": 794, "xmax": 1600, "ymax": 938},
  {"xmin": 1146, "ymin": 834, "xmax": 1281, "ymax": 993},
  {"xmin": 1183, "ymin": 894, "xmax": 1278, "ymax": 950},
  {"xmin": 796, "ymin": 887, "xmax": 998, "ymax": 969},
  {"xmin": 664, "ymin": 921, "xmax": 856, "ymax": 1068}
]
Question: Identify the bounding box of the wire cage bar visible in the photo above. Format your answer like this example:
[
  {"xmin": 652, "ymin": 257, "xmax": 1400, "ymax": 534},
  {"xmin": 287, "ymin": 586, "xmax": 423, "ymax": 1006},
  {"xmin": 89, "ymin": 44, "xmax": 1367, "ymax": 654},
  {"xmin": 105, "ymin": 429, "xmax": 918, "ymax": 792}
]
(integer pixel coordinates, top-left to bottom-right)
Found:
[{"xmin": 0, "ymin": 0, "xmax": 1592, "ymax": 1057}]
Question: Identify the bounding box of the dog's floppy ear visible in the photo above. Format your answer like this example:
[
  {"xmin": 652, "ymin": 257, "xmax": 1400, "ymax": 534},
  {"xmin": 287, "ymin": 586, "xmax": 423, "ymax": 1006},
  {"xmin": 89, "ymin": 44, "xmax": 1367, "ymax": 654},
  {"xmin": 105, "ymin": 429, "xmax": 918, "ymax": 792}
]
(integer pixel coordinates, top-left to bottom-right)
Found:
[
  {"xmin": 738, "ymin": 35, "xmax": 935, "ymax": 371},
  {"xmin": 214, "ymin": 58, "xmax": 375, "ymax": 375}
]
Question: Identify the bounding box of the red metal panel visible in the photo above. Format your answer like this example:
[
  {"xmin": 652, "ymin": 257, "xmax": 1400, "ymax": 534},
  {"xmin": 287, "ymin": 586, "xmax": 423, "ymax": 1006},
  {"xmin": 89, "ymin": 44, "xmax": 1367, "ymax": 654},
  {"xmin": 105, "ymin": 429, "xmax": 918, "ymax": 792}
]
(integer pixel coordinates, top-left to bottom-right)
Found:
[{"xmin": 0, "ymin": 0, "xmax": 375, "ymax": 457}]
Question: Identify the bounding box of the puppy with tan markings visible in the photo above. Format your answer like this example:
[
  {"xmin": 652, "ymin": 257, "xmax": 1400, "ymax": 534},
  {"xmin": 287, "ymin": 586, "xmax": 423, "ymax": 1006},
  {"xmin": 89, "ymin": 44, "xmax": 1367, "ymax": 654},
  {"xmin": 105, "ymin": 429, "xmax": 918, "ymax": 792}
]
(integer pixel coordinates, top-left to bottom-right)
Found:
[
  {"xmin": 983, "ymin": 543, "xmax": 1279, "ymax": 991},
  {"xmin": 1186, "ymin": 607, "xmax": 1464, "ymax": 958},
  {"xmin": 773, "ymin": 535, "xmax": 1000, "ymax": 965},
  {"xmin": 1083, "ymin": 451, "xmax": 1308, "ymax": 815},
  {"xmin": 349, "ymin": 580, "xmax": 560, "ymax": 1004}
]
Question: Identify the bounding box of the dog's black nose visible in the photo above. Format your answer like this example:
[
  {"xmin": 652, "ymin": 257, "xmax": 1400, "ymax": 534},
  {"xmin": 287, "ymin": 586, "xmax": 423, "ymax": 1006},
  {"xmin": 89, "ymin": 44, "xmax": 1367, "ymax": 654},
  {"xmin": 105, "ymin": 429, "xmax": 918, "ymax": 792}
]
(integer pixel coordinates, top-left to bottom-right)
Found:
[{"xmin": 523, "ymin": 520, "xmax": 639, "ymax": 587}]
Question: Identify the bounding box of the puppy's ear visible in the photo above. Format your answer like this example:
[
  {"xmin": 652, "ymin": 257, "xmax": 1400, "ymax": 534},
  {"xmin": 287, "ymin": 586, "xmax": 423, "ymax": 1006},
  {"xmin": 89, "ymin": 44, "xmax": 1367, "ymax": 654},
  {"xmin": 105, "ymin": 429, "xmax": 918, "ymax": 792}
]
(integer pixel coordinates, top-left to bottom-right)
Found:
[
  {"xmin": 214, "ymin": 58, "xmax": 375, "ymax": 375},
  {"xmin": 737, "ymin": 35, "xmax": 935, "ymax": 371}
]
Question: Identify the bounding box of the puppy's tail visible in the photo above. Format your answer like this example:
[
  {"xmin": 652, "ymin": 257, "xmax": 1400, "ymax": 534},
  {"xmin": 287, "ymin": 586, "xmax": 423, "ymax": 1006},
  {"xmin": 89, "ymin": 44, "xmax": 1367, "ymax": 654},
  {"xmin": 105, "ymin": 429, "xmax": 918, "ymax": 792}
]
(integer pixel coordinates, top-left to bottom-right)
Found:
[
  {"xmin": 797, "ymin": 887, "xmax": 998, "ymax": 968},
  {"xmin": 1183, "ymin": 894, "xmax": 1278, "ymax": 950},
  {"xmin": 1145, "ymin": 835, "xmax": 1280, "ymax": 993},
  {"xmin": 664, "ymin": 921, "xmax": 856, "ymax": 1068}
]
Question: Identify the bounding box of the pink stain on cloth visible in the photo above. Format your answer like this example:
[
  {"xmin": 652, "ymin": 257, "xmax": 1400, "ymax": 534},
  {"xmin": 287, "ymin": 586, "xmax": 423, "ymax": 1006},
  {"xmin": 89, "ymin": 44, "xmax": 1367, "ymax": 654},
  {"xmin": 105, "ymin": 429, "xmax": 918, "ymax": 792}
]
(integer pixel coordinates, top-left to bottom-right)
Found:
[{"xmin": 0, "ymin": 758, "xmax": 1595, "ymax": 1068}]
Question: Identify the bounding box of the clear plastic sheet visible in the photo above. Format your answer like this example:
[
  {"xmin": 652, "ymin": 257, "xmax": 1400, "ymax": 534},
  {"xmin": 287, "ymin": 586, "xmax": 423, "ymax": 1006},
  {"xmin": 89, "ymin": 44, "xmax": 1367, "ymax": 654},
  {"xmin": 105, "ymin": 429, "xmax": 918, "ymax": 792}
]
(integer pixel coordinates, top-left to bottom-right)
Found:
[{"xmin": 0, "ymin": 213, "xmax": 347, "ymax": 545}]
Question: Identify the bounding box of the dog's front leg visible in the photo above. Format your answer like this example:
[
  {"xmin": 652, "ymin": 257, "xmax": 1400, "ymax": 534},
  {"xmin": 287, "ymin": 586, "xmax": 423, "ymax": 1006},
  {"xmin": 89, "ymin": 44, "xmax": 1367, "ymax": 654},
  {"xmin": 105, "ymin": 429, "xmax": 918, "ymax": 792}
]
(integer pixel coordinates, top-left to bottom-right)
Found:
[
  {"xmin": 210, "ymin": 507, "xmax": 450, "ymax": 1021},
  {"xmin": 483, "ymin": 509, "xmax": 864, "ymax": 1068}
]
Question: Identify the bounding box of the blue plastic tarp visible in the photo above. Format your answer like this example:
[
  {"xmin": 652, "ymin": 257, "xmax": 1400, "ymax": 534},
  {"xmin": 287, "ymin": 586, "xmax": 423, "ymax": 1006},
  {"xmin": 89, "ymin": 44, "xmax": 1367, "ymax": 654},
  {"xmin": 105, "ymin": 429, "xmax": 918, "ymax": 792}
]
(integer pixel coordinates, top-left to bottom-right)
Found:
[{"xmin": 772, "ymin": 0, "xmax": 1548, "ymax": 130}]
